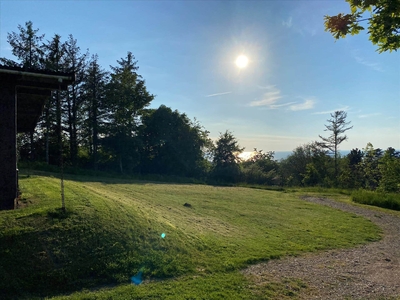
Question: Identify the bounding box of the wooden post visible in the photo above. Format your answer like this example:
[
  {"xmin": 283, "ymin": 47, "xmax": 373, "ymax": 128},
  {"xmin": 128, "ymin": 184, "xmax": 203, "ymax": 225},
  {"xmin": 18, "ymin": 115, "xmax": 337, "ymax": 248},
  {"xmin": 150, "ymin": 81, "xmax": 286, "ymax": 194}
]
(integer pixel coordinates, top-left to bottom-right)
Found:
[{"xmin": 0, "ymin": 79, "xmax": 17, "ymax": 210}]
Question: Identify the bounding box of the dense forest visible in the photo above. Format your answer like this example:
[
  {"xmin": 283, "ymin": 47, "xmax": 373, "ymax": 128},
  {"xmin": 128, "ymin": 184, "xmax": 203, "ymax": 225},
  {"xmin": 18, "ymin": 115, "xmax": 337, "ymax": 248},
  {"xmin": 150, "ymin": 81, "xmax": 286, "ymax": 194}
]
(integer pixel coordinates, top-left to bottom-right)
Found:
[{"xmin": 2, "ymin": 21, "xmax": 399, "ymax": 192}]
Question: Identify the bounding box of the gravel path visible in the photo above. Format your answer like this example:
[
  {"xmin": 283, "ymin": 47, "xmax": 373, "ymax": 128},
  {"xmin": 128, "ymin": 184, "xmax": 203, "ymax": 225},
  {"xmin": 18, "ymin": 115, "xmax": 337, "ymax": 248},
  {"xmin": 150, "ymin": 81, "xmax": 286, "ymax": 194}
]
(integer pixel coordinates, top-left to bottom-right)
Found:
[{"xmin": 242, "ymin": 197, "xmax": 400, "ymax": 300}]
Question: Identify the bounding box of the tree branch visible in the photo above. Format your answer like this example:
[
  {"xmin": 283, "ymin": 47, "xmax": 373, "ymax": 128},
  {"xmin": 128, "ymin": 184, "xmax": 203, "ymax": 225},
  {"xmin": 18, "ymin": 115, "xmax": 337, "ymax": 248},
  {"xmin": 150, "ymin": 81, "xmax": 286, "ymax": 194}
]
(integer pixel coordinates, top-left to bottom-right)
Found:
[{"xmin": 357, "ymin": 17, "xmax": 372, "ymax": 22}]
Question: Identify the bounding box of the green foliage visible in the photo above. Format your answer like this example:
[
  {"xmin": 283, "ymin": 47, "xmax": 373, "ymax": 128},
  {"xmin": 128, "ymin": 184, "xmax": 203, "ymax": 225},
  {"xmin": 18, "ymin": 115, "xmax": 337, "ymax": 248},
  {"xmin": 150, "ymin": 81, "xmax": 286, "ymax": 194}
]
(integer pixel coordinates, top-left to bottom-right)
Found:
[
  {"xmin": 352, "ymin": 189, "xmax": 400, "ymax": 210},
  {"xmin": 338, "ymin": 145, "xmax": 400, "ymax": 193},
  {"xmin": 80, "ymin": 54, "xmax": 109, "ymax": 170},
  {"xmin": 378, "ymin": 148, "xmax": 400, "ymax": 192},
  {"xmin": 338, "ymin": 148, "xmax": 365, "ymax": 189},
  {"xmin": 324, "ymin": 13, "xmax": 364, "ymax": 39},
  {"xmin": 102, "ymin": 52, "xmax": 154, "ymax": 173},
  {"xmin": 318, "ymin": 111, "xmax": 353, "ymax": 184},
  {"xmin": 3, "ymin": 22, "xmax": 399, "ymax": 192},
  {"xmin": 325, "ymin": 0, "xmax": 400, "ymax": 52},
  {"xmin": 279, "ymin": 142, "xmax": 333, "ymax": 187},
  {"xmin": 241, "ymin": 149, "xmax": 279, "ymax": 185},
  {"xmin": 211, "ymin": 131, "xmax": 244, "ymax": 183},
  {"xmin": 3, "ymin": 20, "xmax": 44, "ymax": 68},
  {"xmin": 362, "ymin": 143, "xmax": 383, "ymax": 190},
  {"xmin": 0, "ymin": 173, "xmax": 380, "ymax": 299},
  {"xmin": 139, "ymin": 105, "xmax": 212, "ymax": 178},
  {"xmin": 302, "ymin": 163, "xmax": 322, "ymax": 186}
]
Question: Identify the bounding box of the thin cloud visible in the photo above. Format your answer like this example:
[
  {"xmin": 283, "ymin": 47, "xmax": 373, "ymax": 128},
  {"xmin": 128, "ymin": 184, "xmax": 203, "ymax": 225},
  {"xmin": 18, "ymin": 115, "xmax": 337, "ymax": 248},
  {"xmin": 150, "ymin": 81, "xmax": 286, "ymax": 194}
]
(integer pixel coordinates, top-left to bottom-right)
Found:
[
  {"xmin": 282, "ymin": 16, "xmax": 292, "ymax": 28},
  {"xmin": 358, "ymin": 113, "xmax": 381, "ymax": 118},
  {"xmin": 354, "ymin": 56, "xmax": 383, "ymax": 72},
  {"xmin": 284, "ymin": 12, "xmax": 319, "ymax": 37},
  {"xmin": 289, "ymin": 99, "xmax": 315, "ymax": 111},
  {"xmin": 270, "ymin": 102, "xmax": 297, "ymax": 109},
  {"xmin": 257, "ymin": 84, "xmax": 276, "ymax": 90},
  {"xmin": 312, "ymin": 106, "xmax": 350, "ymax": 115},
  {"xmin": 250, "ymin": 86, "xmax": 282, "ymax": 107},
  {"xmin": 205, "ymin": 91, "xmax": 232, "ymax": 98},
  {"xmin": 353, "ymin": 50, "xmax": 384, "ymax": 72}
]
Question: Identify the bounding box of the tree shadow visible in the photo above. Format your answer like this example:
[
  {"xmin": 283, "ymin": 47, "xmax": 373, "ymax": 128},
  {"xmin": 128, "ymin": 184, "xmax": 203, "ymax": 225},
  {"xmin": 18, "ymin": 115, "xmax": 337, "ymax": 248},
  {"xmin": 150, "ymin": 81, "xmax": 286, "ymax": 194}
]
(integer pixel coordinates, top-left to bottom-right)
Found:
[{"xmin": 20, "ymin": 169, "xmax": 206, "ymax": 186}]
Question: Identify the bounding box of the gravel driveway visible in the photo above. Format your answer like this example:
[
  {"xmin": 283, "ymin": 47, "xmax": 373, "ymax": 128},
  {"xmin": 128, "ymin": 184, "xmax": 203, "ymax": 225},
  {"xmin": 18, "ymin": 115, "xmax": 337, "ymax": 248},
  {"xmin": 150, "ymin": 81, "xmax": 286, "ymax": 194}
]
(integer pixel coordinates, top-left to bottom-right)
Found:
[{"xmin": 242, "ymin": 197, "xmax": 400, "ymax": 299}]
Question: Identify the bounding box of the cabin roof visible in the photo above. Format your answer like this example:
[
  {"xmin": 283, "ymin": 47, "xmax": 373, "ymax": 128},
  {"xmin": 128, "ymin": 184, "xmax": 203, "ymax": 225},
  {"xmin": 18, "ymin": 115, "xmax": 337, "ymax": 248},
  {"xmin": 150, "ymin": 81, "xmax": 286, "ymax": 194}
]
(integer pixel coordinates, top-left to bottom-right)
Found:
[{"xmin": 0, "ymin": 66, "xmax": 75, "ymax": 132}]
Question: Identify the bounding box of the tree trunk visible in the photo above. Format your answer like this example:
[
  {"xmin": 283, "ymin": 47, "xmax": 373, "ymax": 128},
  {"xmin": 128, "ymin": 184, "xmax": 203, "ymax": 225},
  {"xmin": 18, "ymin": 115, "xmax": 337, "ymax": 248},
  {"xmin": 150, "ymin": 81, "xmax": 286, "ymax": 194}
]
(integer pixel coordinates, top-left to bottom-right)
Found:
[
  {"xmin": 30, "ymin": 131, "xmax": 34, "ymax": 161},
  {"xmin": 119, "ymin": 155, "xmax": 123, "ymax": 174}
]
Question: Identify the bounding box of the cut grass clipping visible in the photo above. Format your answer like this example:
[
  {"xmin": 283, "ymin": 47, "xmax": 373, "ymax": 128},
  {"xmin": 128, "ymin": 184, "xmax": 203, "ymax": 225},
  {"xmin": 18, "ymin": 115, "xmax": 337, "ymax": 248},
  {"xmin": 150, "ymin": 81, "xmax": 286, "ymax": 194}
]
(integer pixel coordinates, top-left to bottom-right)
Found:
[{"xmin": 0, "ymin": 173, "xmax": 380, "ymax": 299}]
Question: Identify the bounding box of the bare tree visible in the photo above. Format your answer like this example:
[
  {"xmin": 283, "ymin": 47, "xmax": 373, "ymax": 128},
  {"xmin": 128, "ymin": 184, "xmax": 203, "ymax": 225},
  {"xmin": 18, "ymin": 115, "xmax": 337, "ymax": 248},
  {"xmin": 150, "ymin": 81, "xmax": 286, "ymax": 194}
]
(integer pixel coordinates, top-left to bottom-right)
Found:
[{"xmin": 319, "ymin": 110, "xmax": 353, "ymax": 182}]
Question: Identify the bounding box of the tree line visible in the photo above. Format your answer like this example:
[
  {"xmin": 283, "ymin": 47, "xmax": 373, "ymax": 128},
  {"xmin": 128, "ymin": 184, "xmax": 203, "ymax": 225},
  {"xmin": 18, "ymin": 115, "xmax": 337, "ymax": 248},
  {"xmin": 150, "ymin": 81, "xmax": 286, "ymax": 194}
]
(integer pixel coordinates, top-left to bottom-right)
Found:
[{"xmin": 2, "ymin": 21, "xmax": 399, "ymax": 192}]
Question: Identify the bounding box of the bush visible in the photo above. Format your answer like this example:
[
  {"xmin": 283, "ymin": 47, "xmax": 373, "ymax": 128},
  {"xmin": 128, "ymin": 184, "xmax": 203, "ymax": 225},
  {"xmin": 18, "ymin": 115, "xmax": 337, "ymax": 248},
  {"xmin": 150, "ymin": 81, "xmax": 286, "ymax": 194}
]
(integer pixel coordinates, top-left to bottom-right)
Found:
[{"xmin": 352, "ymin": 189, "xmax": 400, "ymax": 211}]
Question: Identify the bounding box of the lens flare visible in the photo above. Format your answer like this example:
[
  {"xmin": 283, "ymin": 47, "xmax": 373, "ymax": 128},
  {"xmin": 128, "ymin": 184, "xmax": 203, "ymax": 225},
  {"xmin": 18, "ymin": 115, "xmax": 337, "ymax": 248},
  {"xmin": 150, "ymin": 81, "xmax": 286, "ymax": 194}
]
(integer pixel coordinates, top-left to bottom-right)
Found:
[
  {"xmin": 131, "ymin": 270, "xmax": 143, "ymax": 285},
  {"xmin": 161, "ymin": 233, "xmax": 166, "ymax": 239}
]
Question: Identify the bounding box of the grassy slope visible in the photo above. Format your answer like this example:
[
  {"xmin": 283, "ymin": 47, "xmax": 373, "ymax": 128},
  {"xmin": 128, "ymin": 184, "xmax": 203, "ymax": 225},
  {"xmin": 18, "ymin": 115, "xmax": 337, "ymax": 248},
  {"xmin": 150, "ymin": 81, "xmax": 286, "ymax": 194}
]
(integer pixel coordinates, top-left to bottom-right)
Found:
[{"xmin": 0, "ymin": 172, "xmax": 381, "ymax": 299}]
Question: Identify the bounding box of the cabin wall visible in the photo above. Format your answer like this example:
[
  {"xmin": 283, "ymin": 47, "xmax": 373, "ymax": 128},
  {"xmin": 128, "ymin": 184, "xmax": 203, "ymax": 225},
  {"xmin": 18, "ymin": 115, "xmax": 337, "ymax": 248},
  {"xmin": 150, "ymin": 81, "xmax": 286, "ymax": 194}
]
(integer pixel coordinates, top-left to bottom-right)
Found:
[{"xmin": 0, "ymin": 81, "xmax": 17, "ymax": 210}]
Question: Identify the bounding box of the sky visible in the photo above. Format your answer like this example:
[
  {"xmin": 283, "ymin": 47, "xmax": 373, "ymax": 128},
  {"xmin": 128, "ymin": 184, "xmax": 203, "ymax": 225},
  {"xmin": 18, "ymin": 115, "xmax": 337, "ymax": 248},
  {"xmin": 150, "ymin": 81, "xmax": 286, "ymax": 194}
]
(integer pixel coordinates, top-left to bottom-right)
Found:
[{"xmin": 0, "ymin": 0, "xmax": 399, "ymax": 154}]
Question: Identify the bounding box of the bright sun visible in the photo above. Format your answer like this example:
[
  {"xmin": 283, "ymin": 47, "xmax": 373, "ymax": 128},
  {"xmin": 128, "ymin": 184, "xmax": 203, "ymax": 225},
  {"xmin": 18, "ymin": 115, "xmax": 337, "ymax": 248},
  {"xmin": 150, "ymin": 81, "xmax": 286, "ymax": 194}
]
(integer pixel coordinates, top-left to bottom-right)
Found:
[{"xmin": 235, "ymin": 55, "xmax": 248, "ymax": 68}]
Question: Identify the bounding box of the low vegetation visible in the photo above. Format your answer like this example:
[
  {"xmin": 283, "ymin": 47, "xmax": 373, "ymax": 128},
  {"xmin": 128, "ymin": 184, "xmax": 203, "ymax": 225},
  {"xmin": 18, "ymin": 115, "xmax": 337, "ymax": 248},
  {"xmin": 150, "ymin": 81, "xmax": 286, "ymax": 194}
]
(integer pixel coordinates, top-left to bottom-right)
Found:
[
  {"xmin": 352, "ymin": 190, "xmax": 400, "ymax": 211},
  {"xmin": 0, "ymin": 172, "xmax": 381, "ymax": 299}
]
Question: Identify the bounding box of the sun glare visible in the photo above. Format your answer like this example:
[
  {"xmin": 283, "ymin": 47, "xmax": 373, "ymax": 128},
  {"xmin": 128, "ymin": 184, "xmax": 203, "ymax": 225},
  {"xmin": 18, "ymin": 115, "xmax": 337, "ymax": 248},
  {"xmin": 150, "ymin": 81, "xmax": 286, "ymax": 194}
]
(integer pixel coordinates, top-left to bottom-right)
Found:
[{"xmin": 235, "ymin": 55, "xmax": 248, "ymax": 68}]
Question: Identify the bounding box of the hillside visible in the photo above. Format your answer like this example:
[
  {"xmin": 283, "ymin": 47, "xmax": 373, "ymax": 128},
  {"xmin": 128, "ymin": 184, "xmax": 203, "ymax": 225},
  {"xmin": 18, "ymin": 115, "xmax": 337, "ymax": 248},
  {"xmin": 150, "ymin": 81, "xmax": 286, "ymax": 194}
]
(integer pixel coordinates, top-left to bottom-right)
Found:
[{"xmin": 0, "ymin": 172, "xmax": 380, "ymax": 299}]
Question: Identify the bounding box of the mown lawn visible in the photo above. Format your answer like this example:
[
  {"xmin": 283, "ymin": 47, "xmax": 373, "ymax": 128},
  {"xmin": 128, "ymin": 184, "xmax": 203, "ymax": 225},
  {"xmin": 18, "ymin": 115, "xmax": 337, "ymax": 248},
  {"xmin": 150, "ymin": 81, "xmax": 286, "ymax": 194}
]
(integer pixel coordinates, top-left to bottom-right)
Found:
[{"xmin": 0, "ymin": 172, "xmax": 381, "ymax": 299}]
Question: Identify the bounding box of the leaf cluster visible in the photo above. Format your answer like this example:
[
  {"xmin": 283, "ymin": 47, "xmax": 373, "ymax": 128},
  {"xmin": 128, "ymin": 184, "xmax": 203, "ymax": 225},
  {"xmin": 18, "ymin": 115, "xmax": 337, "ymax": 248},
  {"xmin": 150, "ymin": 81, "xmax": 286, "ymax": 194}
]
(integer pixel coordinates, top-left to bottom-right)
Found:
[{"xmin": 324, "ymin": 0, "xmax": 400, "ymax": 52}]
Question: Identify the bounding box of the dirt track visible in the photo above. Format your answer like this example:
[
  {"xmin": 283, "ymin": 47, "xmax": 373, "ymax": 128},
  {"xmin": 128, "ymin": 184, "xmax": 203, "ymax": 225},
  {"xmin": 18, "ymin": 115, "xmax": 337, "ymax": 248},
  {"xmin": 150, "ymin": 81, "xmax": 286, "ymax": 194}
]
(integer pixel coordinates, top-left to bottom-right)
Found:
[{"xmin": 242, "ymin": 197, "xmax": 400, "ymax": 299}]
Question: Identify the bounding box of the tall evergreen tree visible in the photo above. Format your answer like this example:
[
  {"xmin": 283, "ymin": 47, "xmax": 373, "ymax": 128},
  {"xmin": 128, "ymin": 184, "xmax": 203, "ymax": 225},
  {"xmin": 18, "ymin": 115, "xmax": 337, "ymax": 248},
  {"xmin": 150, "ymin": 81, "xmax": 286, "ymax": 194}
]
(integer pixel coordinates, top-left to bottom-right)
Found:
[
  {"xmin": 3, "ymin": 20, "xmax": 44, "ymax": 68},
  {"xmin": 211, "ymin": 131, "xmax": 244, "ymax": 183},
  {"xmin": 318, "ymin": 110, "xmax": 353, "ymax": 183},
  {"xmin": 63, "ymin": 35, "xmax": 88, "ymax": 165},
  {"xmin": 82, "ymin": 54, "xmax": 108, "ymax": 170},
  {"xmin": 2, "ymin": 21, "xmax": 46, "ymax": 161},
  {"xmin": 104, "ymin": 52, "xmax": 154, "ymax": 173},
  {"xmin": 41, "ymin": 34, "xmax": 67, "ymax": 164}
]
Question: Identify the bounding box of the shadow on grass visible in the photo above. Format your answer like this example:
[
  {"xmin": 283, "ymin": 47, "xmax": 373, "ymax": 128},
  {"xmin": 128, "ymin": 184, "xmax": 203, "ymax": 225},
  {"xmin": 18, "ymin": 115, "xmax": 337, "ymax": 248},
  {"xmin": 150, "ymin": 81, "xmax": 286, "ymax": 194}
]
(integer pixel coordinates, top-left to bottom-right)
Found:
[
  {"xmin": 20, "ymin": 169, "xmax": 289, "ymax": 193},
  {"xmin": 19, "ymin": 169, "xmax": 206, "ymax": 186},
  {"xmin": 47, "ymin": 208, "xmax": 73, "ymax": 219},
  {"xmin": 0, "ymin": 205, "xmax": 190, "ymax": 299}
]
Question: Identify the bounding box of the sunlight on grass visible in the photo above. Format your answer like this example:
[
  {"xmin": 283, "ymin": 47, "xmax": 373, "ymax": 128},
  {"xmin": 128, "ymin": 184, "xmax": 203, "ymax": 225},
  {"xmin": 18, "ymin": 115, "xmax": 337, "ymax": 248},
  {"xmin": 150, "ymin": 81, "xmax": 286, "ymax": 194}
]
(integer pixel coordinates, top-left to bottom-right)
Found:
[{"xmin": 0, "ymin": 173, "xmax": 381, "ymax": 299}]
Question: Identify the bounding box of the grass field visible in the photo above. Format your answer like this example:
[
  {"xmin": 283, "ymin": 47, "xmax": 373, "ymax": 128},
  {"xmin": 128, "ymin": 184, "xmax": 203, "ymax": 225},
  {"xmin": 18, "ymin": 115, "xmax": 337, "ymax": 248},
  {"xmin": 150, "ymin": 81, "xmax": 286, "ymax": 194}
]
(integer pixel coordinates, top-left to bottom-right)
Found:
[{"xmin": 0, "ymin": 171, "xmax": 381, "ymax": 299}]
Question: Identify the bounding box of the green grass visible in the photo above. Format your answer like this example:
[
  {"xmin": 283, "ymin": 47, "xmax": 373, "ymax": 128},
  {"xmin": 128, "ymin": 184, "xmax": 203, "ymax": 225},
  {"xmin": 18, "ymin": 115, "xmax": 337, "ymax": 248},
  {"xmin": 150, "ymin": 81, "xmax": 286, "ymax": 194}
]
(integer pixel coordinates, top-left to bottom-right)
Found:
[
  {"xmin": 352, "ymin": 189, "xmax": 400, "ymax": 211},
  {"xmin": 0, "ymin": 171, "xmax": 381, "ymax": 299}
]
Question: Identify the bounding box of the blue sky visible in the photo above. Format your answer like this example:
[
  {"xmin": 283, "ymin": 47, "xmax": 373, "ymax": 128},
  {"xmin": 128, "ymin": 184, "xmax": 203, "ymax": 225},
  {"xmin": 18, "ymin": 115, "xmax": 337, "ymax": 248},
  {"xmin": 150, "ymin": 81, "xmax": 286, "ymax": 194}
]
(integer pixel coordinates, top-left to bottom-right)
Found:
[{"xmin": 1, "ymin": 0, "xmax": 399, "ymax": 152}]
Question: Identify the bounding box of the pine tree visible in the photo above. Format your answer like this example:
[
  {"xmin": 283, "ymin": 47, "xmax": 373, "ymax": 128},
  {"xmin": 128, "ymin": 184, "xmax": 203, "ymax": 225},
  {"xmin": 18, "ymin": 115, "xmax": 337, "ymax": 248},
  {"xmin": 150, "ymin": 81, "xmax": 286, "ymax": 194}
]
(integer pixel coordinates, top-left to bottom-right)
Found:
[
  {"xmin": 319, "ymin": 110, "xmax": 353, "ymax": 183},
  {"xmin": 2, "ymin": 21, "xmax": 45, "ymax": 161},
  {"xmin": 63, "ymin": 35, "xmax": 88, "ymax": 165},
  {"xmin": 82, "ymin": 54, "xmax": 109, "ymax": 170},
  {"xmin": 5, "ymin": 20, "xmax": 44, "ymax": 68},
  {"xmin": 40, "ymin": 34, "xmax": 66, "ymax": 164},
  {"xmin": 212, "ymin": 131, "xmax": 244, "ymax": 183},
  {"xmin": 104, "ymin": 52, "xmax": 154, "ymax": 173}
]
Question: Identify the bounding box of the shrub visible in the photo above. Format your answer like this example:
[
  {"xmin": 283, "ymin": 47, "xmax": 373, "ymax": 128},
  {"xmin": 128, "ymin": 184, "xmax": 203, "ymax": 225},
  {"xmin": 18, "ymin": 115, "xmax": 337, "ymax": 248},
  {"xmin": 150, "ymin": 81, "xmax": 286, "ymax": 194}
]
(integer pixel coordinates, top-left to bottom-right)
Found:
[{"xmin": 352, "ymin": 189, "xmax": 400, "ymax": 211}]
